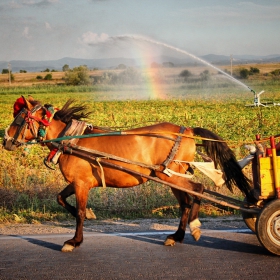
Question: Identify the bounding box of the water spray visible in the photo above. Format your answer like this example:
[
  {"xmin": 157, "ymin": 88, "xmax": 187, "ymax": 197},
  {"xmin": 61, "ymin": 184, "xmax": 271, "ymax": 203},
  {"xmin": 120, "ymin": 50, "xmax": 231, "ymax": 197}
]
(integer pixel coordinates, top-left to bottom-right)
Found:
[{"xmin": 110, "ymin": 35, "xmax": 256, "ymax": 93}]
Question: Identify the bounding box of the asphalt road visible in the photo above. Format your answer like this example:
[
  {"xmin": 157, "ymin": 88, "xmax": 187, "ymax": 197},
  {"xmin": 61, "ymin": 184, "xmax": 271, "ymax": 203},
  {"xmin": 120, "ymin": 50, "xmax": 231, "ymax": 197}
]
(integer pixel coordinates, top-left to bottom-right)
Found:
[{"xmin": 0, "ymin": 229, "xmax": 279, "ymax": 280}]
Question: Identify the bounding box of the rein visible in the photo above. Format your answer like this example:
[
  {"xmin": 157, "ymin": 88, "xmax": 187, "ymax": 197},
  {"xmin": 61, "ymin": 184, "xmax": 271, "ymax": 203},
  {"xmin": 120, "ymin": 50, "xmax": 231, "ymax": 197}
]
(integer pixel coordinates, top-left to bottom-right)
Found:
[{"xmin": 27, "ymin": 130, "xmax": 226, "ymax": 146}]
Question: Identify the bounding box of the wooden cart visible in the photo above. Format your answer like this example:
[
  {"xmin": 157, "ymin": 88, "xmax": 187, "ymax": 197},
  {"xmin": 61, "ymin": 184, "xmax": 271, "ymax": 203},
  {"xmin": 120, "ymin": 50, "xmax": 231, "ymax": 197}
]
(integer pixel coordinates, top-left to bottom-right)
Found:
[{"xmin": 242, "ymin": 135, "xmax": 280, "ymax": 256}]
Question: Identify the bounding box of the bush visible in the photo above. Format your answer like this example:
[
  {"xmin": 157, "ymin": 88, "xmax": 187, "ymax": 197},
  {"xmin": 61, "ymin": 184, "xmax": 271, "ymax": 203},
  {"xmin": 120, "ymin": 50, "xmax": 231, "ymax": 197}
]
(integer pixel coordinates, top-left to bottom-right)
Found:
[
  {"xmin": 239, "ymin": 68, "xmax": 249, "ymax": 79},
  {"xmin": 249, "ymin": 67, "xmax": 260, "ymax": 75},
  {"xmin": 36, "ymin": 75, "xmax": 43, "ymax": 80},
  {"xmin": 271, "ymin": 69, "xmax": 280, "ymax": 76},
  {"xmin": 102, "ymin": 68, "xmax": 142, "ymax": 85},
  {"xmin": 44, "ymin": 73, "xmax": 52, "ymax": 80}
]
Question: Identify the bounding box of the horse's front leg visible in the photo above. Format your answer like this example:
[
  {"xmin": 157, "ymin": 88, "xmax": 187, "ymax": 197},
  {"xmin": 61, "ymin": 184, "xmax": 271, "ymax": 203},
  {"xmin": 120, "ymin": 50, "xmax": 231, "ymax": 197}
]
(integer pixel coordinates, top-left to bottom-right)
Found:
[
  {"xmin": 57, "ymin": 183, "xmax": 76, "ymax": 217},
  {"xmin": 164, "ymin": 188, "xmax": 191, "ymax": 246},
  {"xmin": 61, "ymin": 185, "xmax": 89, "ymax": 252},
  {"xmin": 57, "ymin": 183, "xmax": 96, "ymax": 220}
]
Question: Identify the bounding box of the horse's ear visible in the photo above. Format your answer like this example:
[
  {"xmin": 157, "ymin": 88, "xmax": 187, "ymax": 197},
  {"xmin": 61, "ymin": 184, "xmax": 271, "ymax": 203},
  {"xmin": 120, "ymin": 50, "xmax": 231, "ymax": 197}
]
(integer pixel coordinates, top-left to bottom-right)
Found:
[
  {"xmin": 22, "ymin": 95, "xmax": 33, "ymax": 111},
  {"xmin": 28, "ymin": 95, "xmax": 34, "ymax": 102},
  {"xmin": 13, "ymin": 96, "xmax": 32, "ymax": 117}
]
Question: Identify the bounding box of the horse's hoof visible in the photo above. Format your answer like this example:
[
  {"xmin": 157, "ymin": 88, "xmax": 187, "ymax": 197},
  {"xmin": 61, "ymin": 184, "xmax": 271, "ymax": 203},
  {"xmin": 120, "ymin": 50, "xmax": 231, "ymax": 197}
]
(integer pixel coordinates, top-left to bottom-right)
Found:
[
  {"xmin": 191, "ymin": 228, "xmax": 201, "ymax": 241},
  {"xmin": 61, "ymin": 243, "xmax": 75, "ymax": 252},
  {"xmin": 86, "ymin": 208, "xmax": 96, "ymax": 220},
  {"xmin": 164, "ymin": 237, "xmax": 175, "ymax": 246}
]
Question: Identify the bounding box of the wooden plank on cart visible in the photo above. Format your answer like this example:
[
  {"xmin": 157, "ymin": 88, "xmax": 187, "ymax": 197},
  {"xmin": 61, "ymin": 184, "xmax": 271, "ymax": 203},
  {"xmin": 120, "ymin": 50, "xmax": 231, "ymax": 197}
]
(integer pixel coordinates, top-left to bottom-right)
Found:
[{"xmin": 259, "ymin": 156, "xmax": 280, "ymax": 198}]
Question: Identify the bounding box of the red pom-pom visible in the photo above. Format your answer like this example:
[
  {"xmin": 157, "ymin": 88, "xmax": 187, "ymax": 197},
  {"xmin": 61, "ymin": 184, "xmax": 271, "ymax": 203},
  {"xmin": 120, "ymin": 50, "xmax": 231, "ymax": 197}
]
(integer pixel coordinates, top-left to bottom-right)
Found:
[{"xmin": 13, "ymin": 97, "xmax": 25, "ymax": 117}]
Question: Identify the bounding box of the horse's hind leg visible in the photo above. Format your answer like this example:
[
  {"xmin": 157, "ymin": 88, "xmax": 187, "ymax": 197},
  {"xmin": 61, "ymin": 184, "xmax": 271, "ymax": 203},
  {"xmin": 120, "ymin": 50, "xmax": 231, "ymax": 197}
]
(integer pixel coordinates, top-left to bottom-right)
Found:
[
  {"xmin": 185, "ymin": 181, "xmax": 204, "ymax": 241},
  {"xmin": 164, "ymin": 180, "xmax": 204, "ymax": 246},
  {"xmin": 188, "ymin": 195, "xmax": 202, "ymax": 241},
  {"xmin": 164, "ymin": 188, "xmax": 191, "ymax": 246}
]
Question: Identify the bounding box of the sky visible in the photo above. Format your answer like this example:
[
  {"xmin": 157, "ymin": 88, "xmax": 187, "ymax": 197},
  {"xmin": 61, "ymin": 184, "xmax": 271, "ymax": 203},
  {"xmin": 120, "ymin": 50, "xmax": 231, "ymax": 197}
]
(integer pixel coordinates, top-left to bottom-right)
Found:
[{"xmin": 0, "ymin": 0, "xmax": 280, "ymax": 61}]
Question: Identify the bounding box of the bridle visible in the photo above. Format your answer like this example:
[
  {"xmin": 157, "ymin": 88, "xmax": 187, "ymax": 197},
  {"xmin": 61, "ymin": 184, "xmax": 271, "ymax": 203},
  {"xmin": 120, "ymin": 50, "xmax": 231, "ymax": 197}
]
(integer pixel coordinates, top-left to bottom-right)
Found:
[{"xmin": 4, "ymin": 104, "xmax": 54, "ymax": 148}]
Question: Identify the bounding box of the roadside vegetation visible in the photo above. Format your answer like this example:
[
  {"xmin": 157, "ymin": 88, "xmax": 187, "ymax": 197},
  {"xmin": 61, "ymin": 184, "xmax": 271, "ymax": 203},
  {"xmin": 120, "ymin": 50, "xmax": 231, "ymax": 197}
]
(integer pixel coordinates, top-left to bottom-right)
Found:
[{"xmin": 0, "ymin": 63, "xmax": 280, "ymax": 223}]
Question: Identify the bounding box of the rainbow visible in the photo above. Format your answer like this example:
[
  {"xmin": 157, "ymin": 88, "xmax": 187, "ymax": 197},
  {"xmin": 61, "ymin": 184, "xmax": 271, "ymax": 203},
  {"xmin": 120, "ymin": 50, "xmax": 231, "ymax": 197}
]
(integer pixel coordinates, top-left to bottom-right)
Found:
[{"xmin": 135, "ymin": 55, "xmax": 168, "ymax": 100}]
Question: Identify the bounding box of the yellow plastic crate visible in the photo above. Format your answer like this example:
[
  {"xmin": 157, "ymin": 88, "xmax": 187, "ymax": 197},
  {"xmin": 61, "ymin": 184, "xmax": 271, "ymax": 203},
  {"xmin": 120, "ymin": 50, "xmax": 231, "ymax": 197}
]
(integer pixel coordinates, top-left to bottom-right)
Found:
[{"xmin": 259, "ymin": 156, "xmax": 280, "ymax": 198}]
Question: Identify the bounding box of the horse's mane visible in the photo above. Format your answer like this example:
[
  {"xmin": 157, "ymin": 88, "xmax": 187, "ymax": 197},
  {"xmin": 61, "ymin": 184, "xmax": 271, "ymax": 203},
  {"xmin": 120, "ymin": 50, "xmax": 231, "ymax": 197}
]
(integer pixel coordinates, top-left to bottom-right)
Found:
[{"xmin": 53, "ymin": 99, "xmax": 91, "ymax": 124}]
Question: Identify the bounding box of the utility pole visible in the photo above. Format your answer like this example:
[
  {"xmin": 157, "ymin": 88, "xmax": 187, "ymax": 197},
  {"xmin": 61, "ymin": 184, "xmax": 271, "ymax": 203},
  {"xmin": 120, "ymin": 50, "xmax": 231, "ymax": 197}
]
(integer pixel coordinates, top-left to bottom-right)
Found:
[
  {"xmin": 230, "ymin": 54, "xmax": 233, "ymax": 76},
  {"xmin": 8, "ymin": 62, "xmax": 11, "ymax": 85}
]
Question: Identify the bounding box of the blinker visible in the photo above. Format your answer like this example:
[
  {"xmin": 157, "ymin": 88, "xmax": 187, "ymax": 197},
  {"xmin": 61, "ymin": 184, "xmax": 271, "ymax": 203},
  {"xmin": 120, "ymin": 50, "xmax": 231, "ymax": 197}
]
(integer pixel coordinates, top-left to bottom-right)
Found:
[{"xmin": 14, "ymin": 114, "xmax": 25, "ymax": 126}]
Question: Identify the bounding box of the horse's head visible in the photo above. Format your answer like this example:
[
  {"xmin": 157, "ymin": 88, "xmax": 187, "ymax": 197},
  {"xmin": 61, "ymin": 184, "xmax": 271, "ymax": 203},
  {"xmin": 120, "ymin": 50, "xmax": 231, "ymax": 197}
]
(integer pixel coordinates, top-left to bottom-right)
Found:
[{"xmin": 3, "ymin": 96, "xmax": 54, "ymax": 151}]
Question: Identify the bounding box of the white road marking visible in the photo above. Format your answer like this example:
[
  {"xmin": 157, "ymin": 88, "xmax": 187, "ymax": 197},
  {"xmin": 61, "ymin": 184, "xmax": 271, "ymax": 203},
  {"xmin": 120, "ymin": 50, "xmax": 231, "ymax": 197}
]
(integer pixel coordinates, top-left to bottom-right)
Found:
[{"xmin": 0, "ymin": 229, "xmax": 252, "ymax": 240}]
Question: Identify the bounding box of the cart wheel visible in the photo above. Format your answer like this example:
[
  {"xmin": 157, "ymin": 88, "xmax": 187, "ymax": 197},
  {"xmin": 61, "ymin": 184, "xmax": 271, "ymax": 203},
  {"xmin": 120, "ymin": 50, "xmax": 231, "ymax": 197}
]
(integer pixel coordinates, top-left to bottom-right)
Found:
[
  {"xmin": 256, "ymin": 199, "xmax": 280, "ymax": 256},
  {"xmin": 241, "ymin": 198, "xmax": 257, "ymax": 232}
]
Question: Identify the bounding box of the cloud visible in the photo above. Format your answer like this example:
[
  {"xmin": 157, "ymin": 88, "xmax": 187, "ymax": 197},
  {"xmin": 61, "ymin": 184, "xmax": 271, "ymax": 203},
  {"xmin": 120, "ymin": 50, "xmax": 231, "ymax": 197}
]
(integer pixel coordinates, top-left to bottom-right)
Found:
[
  {"xmin": 21, "ymin": 0, "xmax": 58, "ymax": 7},
  {"xmin": 45, "ymin": 22, "xmax": 51, "ymax": 30},
  {"xmin": 22, "ymin": 26, "xmax": 32, "ymax": 39},
  {"xmin": 177, "ymin": 2, "xmax": 280, "ymax": 26},
  {"xmin": 80, "ymin": 32, "xmax": 109, "ymax": 45}
]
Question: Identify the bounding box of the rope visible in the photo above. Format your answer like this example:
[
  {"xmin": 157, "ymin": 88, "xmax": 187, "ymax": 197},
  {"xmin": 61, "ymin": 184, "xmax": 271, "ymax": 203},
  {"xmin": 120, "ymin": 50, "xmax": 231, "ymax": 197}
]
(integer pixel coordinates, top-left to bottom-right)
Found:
[{"xmin": 254, "ymin": 135, "xmax": 280, "ymax": 143}]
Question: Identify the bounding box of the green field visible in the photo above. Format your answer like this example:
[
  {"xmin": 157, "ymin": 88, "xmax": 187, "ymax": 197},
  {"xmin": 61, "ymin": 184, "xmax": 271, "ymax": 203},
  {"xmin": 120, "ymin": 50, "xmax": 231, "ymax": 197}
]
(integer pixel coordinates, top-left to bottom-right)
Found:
[{"xmin": 0, "ymin": 74, "xmax": 280, "ymax": 223}]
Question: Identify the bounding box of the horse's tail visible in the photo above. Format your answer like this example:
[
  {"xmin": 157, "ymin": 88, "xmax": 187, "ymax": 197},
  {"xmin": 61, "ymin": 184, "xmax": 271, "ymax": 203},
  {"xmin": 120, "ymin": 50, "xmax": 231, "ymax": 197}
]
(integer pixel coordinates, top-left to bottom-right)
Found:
[{"xmin": 193, "ymin": 127, "xmax": 255, "ymax": 201}]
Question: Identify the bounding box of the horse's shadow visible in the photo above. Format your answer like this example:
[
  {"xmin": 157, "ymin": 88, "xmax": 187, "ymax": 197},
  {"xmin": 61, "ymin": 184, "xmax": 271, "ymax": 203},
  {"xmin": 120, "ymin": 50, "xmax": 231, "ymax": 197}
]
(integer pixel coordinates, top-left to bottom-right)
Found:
[
  {"xmin": 9, "ymin": 235, "xmax": 62, "ymax": 251},
  {"xmin": 120, "ymin": 231, "xmax": 270, "ymax": 256}
]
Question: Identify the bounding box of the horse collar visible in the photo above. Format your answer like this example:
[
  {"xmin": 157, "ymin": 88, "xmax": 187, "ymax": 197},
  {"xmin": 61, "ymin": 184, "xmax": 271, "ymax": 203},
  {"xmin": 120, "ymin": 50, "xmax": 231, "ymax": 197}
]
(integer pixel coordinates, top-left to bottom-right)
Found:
[{"xmin": 162, "ymin": 126, "xmax": 187, "ymax": 176}]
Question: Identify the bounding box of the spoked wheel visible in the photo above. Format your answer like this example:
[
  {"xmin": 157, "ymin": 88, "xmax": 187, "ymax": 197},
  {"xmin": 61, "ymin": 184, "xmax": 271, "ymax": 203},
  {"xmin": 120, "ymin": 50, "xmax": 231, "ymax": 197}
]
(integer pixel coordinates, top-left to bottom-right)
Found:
[
  {"xmin": 256, "ymin": 199, "xmax": 280, "ymax": 256},
  {"xmin": 241, "ymin": 198, "xmax": 257, "ymax": 232}
]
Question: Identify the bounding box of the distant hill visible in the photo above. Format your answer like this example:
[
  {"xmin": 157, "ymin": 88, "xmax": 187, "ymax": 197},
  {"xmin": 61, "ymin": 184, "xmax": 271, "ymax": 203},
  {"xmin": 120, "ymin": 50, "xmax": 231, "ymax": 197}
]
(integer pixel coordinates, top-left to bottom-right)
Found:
[
  {"xmin": 201, "ymin": 54, "xmax": 280, "ymax": 64},
  {"xmin": 1, "ymin": 54, "xmax": 280, "ymax": 72}
]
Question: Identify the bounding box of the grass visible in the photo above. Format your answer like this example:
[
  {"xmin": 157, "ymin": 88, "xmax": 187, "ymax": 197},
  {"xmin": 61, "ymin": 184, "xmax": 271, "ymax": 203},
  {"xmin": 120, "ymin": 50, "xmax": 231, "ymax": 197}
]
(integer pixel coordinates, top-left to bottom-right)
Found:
[{"xmin": 0, "ymin": 65, "xmax": 280, "ymax": 223}]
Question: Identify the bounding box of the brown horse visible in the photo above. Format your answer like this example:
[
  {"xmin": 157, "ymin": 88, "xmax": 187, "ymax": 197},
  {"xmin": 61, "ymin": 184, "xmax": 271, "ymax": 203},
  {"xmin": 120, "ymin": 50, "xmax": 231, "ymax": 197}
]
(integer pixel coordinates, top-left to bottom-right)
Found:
[{"xmin": 3, "ymin": 96, "xmax": 254, "ymax": 252}]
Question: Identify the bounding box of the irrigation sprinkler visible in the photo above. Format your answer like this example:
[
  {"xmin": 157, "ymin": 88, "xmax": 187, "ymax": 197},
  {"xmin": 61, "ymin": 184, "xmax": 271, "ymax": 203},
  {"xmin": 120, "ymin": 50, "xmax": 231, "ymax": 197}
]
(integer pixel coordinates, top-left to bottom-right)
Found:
[{"xmin": 245, "ymin": 90, "xmax": 280, "ymax": 107}]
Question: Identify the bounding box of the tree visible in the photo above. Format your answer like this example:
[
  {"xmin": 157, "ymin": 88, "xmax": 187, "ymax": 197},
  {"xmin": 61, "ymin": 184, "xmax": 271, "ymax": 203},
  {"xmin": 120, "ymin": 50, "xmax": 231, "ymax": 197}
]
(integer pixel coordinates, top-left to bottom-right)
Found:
[
  {"xmin": 116, "ymin": 64, "xmax": 126, "ymax": 69},
  {"xmin": 200, "ymin": 70, "xmax": 210, "ymax": 81},
  {"xmin": 62, "ymin": 64, "xmax": 70, "ymax": 72},
  {"xmin": 162, "ymin": 62, "xmax": 174, "ymax": 67},
  {"xmin": 179, "ymin": 69, "xmax": 192, "ymax": 81},
  {"xmin": 64, "ymin": 65, "xmax": 90, "ymax": 85},
  {"xmin": 2, "ymin": 69, "xmax": 9, "ymax": 74}
]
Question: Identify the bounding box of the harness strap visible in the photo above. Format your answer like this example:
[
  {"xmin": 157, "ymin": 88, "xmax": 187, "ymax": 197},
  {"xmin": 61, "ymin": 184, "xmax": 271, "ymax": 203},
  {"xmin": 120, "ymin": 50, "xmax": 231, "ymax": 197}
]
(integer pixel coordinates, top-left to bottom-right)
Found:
[
  {"xmin": 96, "ymin": 158, "xmax": 107, "ymax": 188},
  {"xmin": 69, "ymin": 143, "xmax": 161, "ymax": 171},
  {"xmin": 162, "ymin": 126, "xmax": 186, "ymax": 176}
]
